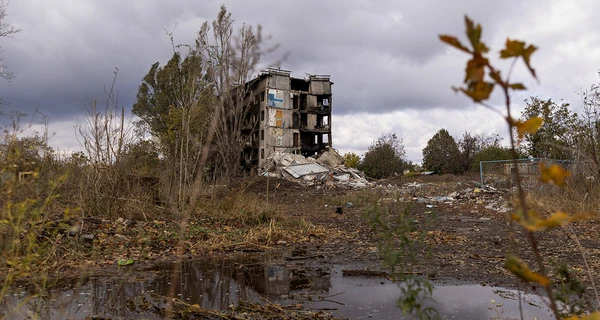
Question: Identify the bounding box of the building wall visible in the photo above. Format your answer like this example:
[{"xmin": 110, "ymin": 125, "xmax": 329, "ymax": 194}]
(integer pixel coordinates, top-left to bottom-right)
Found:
[{"xmin": 251, "ymin": 70, "xmax": 332, "ymax": 172}]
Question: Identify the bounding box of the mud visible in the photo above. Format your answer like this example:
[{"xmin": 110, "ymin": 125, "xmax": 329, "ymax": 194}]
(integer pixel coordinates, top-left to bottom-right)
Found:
[
  {"xmin": 4, "ymin": 255, "xmax": 553, "ymax": 319},
  {"xmin": 3, "ymin": 174, "xmax": 600, "ymax": 318}
]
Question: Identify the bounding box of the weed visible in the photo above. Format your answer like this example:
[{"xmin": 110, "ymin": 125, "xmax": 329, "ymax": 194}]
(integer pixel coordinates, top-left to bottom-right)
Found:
[
  {"xmin": 363, "ymin": 199, "xmax": 439, "ymax": 319},
  {"xmin": 441, "ymin": 15, "xmax": 600, "ymax": 319}
]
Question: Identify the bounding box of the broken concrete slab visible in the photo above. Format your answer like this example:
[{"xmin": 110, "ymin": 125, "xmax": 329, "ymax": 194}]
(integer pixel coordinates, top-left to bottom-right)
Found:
[
  {"xmin": 283, "ymin": 163, "xmax": 329, "ymax": 179},
  {"xmin": 333, "ymin": 173, "xmax": 350, "ymax": 182},
  {"xmin": 317, "ymin": 148, "xmax": 344, "ymax": 167},
  {"xmin": 272, "ymin": 152, "xmax": 312, "ymax": 167}
]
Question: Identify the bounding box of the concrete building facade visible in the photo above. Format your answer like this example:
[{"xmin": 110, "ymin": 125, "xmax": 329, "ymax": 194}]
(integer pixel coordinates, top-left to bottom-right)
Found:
[{"xmin": 241, "ymin": 68, "xmax": 333, "ymax": 172}]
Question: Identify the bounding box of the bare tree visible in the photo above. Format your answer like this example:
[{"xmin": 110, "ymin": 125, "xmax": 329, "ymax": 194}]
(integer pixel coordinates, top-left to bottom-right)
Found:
[
  {"xmin": 159, "ymin": 6, "xmax": 280, "ymax": 316},
  {"xmin": 76, "ymin": 68, "xmax": 134, "ymax": 165},
  {"xmin": 75, "ymin": 68, "xmax": 138, "ymax": 217},
  {"xmin": 195, "ymin": 6, "xmax": 277, "ymax": 180},
  {"xmin": 0, "ymin": 0, "xmax": 21, "ymax": 83}
]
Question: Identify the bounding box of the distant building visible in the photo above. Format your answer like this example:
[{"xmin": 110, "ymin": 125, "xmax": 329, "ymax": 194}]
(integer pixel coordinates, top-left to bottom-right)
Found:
[{"xmin": 241, "ymin": 68, "xmax": 333, "ymax": 172}]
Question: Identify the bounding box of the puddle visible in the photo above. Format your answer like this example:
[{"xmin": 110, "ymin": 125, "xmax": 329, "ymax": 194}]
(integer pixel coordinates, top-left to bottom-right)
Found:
[{"xmin": 2, "ymin": 256, "xmax": 553, "ymax": 319}]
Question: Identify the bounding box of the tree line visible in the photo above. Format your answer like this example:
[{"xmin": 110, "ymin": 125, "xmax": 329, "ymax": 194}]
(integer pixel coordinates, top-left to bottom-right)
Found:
[{"xmin": 347, "ymin": 87, "xmax": 600, "ymax": 179}]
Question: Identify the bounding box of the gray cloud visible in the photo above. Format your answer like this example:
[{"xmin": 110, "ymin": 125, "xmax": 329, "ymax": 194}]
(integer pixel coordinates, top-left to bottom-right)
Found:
[{"xmin": 1, "ymin": 0, "xmax": 600, "ymax": 161}]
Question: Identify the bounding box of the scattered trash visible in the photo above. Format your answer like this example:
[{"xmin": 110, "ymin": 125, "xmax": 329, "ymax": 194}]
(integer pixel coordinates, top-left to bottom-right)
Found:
[
  {"xmin": 118, "ymin": 258, "xmax": 134, "ymax": 266},
  {"xmin": 79, "ymin": 234, "xmax": 94, "ymax": 245},
  {"xmin": 335, "ymin": 207, "xmax": 343, "ymax": 214},
  {"xmin": 345, "ymin": 202, "xmax": 354, "ymax": 208}
]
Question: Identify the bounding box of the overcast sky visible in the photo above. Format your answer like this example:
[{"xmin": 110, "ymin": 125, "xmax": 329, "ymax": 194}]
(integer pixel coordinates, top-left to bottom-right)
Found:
[{"xmin": 1, "ymin": 0, "xmax": 600, "ymax": 163}]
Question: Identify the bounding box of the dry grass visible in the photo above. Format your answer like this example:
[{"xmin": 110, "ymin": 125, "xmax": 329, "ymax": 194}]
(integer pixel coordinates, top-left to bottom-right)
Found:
[
  {"xmin": 331, "ymin": 189, "xmax": 384, "ymax": 208},
  {"xmin": 189, "ymin": 190, "xmax": 333, "ymax": 251},
  {"xmin": 526, "ymin": 173, "xmax": 600, "ymax": 217}
]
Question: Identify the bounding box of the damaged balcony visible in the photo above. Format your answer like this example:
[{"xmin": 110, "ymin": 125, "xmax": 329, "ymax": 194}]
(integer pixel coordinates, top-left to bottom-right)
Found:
[
  {"xmin": 300, "ymin": 132, "xmax": 330, "ymax": 157},
  {"xmin": 300, "ymin": 114, "xmax": 330, "ymax": 132}
]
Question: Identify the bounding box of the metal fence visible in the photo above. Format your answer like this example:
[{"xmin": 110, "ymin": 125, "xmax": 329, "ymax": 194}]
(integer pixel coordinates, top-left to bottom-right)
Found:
[{"xmin": 479, "ymin": 158, "xmax": 574, "ymax": 188}]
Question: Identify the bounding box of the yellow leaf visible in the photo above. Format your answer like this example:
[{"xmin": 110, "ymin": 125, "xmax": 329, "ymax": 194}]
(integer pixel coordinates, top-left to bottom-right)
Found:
[
  {"xmin": 460, "ymin": 81, "xmax": 494, "ymax": 102},
  {"xmin": 509, "ymin": 83, "xmax": 526, "ymax": 90},
  {"xmin": 500, "ymin": 39, "xmax": 538, "ymax": 79},
  {"xmin": 504, "ymin": 255, "xmax": 550, "ymax": 286},
  {"xmin": 522, "ymin": 44, "xmax": 538, "ymax": 79},
  {"xmin": 564, "ymin": 311, "xmax": 600, "ymax": 320},
  {"xmin": 439, "ymin": 35, "xmax": 471, "ymax": 53},
  {"xmin": 489, "ymin": 70, "xmax": 503, "ymax": 85},
  {"xmin": 464, "ymin": 16, "xmax": 488, "ymax": 53},
  {"xmin": 512, "ymin": 209, "xmax": 584, "ymax": 231},
  {"xmin": 500, "ymin": 39, "xmax": 525, "ymax": 58},
  {"xmin": 539, "ymin": 162, "xmax": 571, "ymax": 186},
  {"xmin": 465, "ymin": 57, "xmax": 486, "ymax": 83},
  {"xmin": 515, "ymin": 117, "xmax": 543, "ymax": 139}
]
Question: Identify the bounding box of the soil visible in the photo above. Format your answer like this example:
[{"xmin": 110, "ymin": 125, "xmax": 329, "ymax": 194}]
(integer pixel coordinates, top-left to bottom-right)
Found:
[
  {"xmin": 245, "ymin": 174, "xmax": 600, "ymax": 289},
  {"xmin": 5, "ymin": 173, "xmax": 600, "ymax": 313}
]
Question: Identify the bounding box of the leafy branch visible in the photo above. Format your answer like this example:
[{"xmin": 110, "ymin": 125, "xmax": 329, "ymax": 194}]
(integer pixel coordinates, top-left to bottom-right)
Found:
[{"xmin": 440, "ymin": 15, "xmax": 599, "ymax": 319}]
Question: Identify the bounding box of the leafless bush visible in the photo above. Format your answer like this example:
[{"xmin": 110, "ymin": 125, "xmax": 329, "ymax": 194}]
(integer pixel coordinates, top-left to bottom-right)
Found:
[{"xmin": 74, "ymin": 68, "xmax": 148, "ymax": 219}]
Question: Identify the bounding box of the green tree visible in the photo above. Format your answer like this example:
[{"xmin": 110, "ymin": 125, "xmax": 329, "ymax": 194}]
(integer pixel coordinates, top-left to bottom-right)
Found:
[
  {"xmin": 133, "ymin": 5, "xmax": 264, "ymax": 189},
  {"xmin": 422, "ymin": 129, "xmax": 460, "ymax": 174},
  {"xmin": 359, "ymin": 133, "xmax": 406, "ymax": 179},
  {"xmin": 519, "ymin": 97, "xmax": 579, "ymax": 160},
  {"xmin": 133, "ymin": 5, "xmax": 266, "ymax": 208},
  {"xmin": 132, "ymin": 52, "xmax": 208, "ymax": 160},
  {"xmin": 343, "ymin": 152, "xmax": 360, "ymax": 168},
  {"xmin": 470, "ymin": 145, "xmax": 515, "ymax": 171},
  {"xmin": 577, "ymin": 80, "xmax": 600, "ymax": 179},
  {"xmin": 457, "ymin": 131, "xmax": 502, "ymax": 173}
]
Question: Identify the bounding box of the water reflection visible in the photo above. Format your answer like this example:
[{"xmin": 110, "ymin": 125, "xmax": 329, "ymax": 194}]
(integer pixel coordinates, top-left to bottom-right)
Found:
[{"xmin": 2, "ymin": 256, "xmax": 553, "ymax": 320}]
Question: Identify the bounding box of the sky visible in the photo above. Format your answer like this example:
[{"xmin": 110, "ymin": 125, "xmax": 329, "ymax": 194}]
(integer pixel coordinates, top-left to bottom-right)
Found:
[{"xmin": 1, "ymin": 0, "xmax": 600, "ymax": 163}]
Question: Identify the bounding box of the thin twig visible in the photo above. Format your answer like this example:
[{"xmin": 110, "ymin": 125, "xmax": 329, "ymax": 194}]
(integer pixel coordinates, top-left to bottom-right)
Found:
[{"xmin": 565, "ymin": 224, "xmax": 600, "ymax": 310}]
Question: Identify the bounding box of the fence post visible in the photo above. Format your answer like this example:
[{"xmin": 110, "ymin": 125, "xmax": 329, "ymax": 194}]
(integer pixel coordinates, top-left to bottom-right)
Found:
[{"xmin": 480, "ymin": 161, "xmax": 484, "ymax": 187}]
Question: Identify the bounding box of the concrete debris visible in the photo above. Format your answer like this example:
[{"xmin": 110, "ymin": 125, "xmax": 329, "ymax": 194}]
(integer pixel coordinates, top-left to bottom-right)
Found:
[
  {"xmin": 406, "ymin": 182, "xmax": 422, "ymax": 188},
  {"xmin": 272, "ymin": 152, "xmax": 314, "ymax": 167},
  {"xmin": 348, "ymin": 181, "xmax": 367, "ymax": 188},
  {"xmin": 417, "ymin": 196, "xmax": 454, "ymax": 204},
  {"xmin": 266, "ymin": 151, "xmax": 371, "ymax": 188},
  {"xmin": 333, "ymin": 173, "xmax": 350, "ymax": 182},
  {"xmin": 317, "ymin": 148, "xmax": 344, "ymax": 167},
  {"xmin": 283, "ymin": 163, "xmax": 329, "ymax": 179}
]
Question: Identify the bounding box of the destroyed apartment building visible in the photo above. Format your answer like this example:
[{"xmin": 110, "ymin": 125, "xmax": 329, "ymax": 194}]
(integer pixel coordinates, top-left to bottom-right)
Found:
[
  {"xmin": 240, "ymin": 68, "xmax": 369, "ymax": 188},
  {"xmin": 241, "ymin": 68, "xmax": 333, "ymax": 172}
]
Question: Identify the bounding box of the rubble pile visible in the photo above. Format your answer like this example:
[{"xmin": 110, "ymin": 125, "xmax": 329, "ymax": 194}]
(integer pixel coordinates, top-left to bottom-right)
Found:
[
  {"xmin": 388, "ymin": 181, "xmax": 512, "ymax": 213},
  {"xmin": 263, "ymin": 149, "xmax": 371, "ymax": 188}
]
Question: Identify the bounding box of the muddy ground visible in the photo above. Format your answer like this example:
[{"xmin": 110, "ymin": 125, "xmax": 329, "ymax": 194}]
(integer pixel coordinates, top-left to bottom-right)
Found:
[
  {"xmin": 4, "ymin": 173, "xmax": 600, "ymax": 318},
  {"xmin": 28, "ymin": 173, "xmax": 600, "ymax": 290},
  {"xmin": 245, "ymin": 174, "xmax": 600, "ymax": 290}
]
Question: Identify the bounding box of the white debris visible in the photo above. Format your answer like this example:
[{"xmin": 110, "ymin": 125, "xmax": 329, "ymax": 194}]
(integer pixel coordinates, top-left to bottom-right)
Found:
[{"xmin": 266, "ymin": 149, "xmax": 371, "ymax": 188}]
